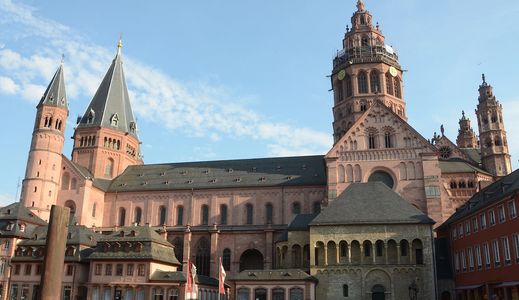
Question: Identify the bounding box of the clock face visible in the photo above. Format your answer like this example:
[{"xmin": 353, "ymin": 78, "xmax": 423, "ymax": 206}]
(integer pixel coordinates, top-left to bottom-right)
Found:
[
  {"xmin": 338, "ymin": 69, "xmax": 346, "ymax": 80},
  {"xmin": 389, "ymin": 66, "xmax": 398, "ymax": 77},
  {"xmin": 439, "ymin": 146, "xmax": 452, "ymax": 159}
]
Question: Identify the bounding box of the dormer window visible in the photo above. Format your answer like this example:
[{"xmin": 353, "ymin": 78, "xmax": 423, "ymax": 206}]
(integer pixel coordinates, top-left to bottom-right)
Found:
[
  {"xmin": 87, "ymin": 109, "xmax": 95, "ymax": 124},
  {"xmin": 111, "ymin": 114, "xmax": 119, "ymax": 127}
]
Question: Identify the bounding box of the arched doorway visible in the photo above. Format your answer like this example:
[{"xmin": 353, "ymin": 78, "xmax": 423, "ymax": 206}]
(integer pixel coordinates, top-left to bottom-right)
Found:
[
  {"xmin": 239, "ymin": 249, "xmax": 264, "ymax": 271},
  {"xmin": 371, "ymin": 284, "xmax": 386, "ymax": 300}
]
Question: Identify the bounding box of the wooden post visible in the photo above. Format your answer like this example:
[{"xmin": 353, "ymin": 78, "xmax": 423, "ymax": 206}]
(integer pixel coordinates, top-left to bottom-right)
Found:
[{"xmin": 40, "ymin": 205, "xmax": 70, "ymax": 300}]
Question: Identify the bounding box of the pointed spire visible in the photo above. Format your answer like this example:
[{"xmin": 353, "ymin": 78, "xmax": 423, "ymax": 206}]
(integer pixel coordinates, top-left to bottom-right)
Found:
[
  {"xmin": 117, "ymin": 34, "xmax": 123, "ymax": 56},
  {"xmin": 38, "ymin": 61, "xmax": 67, "ymax": 109},
  {"xmin": 77, "ymin": 38, "xmax": 138, "ymax": 137}
]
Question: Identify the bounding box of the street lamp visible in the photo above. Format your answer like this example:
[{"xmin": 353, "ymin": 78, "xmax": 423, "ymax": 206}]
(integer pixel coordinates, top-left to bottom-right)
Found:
[{"xmin": 408, "ymin": 280, "xmax": 418, "ymax": 300}]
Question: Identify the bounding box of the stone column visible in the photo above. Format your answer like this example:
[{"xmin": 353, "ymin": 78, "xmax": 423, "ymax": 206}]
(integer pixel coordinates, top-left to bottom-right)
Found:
[
  {"xmin": 40, "ymin": 205, "xmax": 70, "ymax": 300},
  {"xmin": 397, "ymin": 245, "xmax": 401, "ymax": 264},
  {"xmin": 384, "ymin": 242, "xmax": 388, "ymax": 264},
  {"xmin": 410, "ymin": 244, "xmax": 414, "ymax": 264},
  {"xmin": 336, "ymin": 244, "xmax": 341, "ymax": 265},
  {"xmin": 323, "ymin": 245, "xmax": 328, "ymax": 266},
  {"xmin": 348, "ymin": 244, "xmax": 352, "ymax": 264},
  {"xmin": 360, "ymin": 245, "xmax": 364, "ymax": 264}
]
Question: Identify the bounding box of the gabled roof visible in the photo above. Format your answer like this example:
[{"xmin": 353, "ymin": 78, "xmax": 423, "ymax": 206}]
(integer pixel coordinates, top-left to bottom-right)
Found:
[
  {"xmin": 37, "ymin": 63, "xmax": 67, "ymax": 109},
  {"xmin": 77, "ymin": 49, "xmax": 137, "ymax": 137},
  {"xmin": 438, "ymin": 168, "xmax": 519, "ymax": 230},
  {"xmin": 460, "ymin": 148, "xmax": 482, "ymax": 165},
  {"xmin": 326, "ymin": 100, "xmax": 437, "ymax": 157},
  {"xmin": 106, "ymin": 155, "xmax": 326, "ymax": 192},
  {"xmin": 433, "ymin": 135, "xmax": 479, "ymax": 166},
  {"xmin": 0, "ymin": 203, "xmax": 46, "ymax": 225},
  {"xmin": 310, "ymin": 182, "xmax": 434, "ymax": 225},
  {"xmin": 288, "ymin": 213, "xmax": 318, "ymax": 231}
]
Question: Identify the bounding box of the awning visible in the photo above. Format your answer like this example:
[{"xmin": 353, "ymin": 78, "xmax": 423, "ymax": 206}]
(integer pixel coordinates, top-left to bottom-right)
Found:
[
  {"xmin": 495, "ymin": 281, "xmax": 519, "ymax": 288},
  {"xmin": 456, "ymin": 284, "xmax": 482, "ymax": 290}
]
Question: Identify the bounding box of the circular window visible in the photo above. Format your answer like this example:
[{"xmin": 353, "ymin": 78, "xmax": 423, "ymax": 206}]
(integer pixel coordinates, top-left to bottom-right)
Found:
[
  {"xmin": 368, "ymin": 171, "xmax": 394, "ymax": 188},
  {"xmin": 439, "ymin": 146, "xmax": 452, "ymax": 159}
]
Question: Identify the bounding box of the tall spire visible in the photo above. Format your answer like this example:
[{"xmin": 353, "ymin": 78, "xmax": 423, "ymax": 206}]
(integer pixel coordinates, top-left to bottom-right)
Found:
[
  {"xmin": 77, "ymin": 39, "xmax": 138, "ymax": 137},
  {"xmin": 38, "ymin": 62, "xmax": 67, "ymax": 109}
]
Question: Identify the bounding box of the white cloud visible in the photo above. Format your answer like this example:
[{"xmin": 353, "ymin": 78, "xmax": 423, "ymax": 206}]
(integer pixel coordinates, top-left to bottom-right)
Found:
[
  {"xmin": 0, "ymin": 0, "xmax": 332, "ymax": 157},
  {"xmin": 0, "ymin": 76, "xmax": 19, "ymax": 94}
]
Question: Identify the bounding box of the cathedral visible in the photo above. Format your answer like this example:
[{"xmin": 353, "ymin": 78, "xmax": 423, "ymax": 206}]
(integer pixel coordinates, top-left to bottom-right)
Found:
[{"xmin": 2, "ymin": 1, "xmax": 513, "ymax": 299}]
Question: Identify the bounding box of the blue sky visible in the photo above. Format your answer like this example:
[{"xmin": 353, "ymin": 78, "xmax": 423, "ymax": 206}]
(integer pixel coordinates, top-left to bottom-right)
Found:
[{"xmin": 0, "ymin": 0, "xmax": 518, "ymax": 206}]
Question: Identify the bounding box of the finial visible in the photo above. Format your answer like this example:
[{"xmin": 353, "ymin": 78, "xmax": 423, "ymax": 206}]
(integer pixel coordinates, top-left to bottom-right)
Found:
[
  {"xmin": 117, "ymin": 34, "xmax": 123, "ymax": 55},
  {"xmin": 440, "ymin": 124, "xmax": 445, "ymax": 136},
  {"xmin": 356, "ymin": 0, "xmax": 365, "ymax": 11},
  {"xmin": 346, "ymin": 25, "xmax": 350, "ymax": 32},
  {"xmin": 61, "ymin": 53, "xmax": 65, "ymax": 64},
  {"xmin": 481, "ymin": 73, "xmax": 486, "ymax": 84}
]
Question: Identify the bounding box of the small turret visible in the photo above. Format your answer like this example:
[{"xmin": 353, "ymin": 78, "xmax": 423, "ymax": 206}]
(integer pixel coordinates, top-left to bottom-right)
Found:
[{"xmin": 456, "ymin": 111, "xmax": 479, "ymax": 148}]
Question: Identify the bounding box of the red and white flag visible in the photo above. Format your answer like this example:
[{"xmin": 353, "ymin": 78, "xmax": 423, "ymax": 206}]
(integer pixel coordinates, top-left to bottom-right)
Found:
[
  {"xmin": 185, "ymin": 259, "xmax": 198, "ymax": 299},
  {"xmin": 219, "ymin": 257, "xmax": 226, "ymax": 295}
]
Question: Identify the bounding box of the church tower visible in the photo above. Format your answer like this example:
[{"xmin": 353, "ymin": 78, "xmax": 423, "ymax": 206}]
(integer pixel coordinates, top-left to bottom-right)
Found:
[
  {"xmin": 21, "ymin": 62, "xmax": 68, "ymax": 220},
  {"xmin": 475, "ymin": 74, "xmax": 511, "ymax": 177},
  {"xmin": 331, "ymin": 0, "xmax": 406, "ymax": 143},
  {"xmin": 456, "ymin": 111, "xmax": 479, "ymax": 148},
  {"xmin": 71, "ymin": 40, "xmax": 142, "ymax": 179}
]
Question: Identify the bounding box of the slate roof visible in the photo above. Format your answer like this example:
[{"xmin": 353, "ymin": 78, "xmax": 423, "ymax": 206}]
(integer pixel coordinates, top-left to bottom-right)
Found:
[
  {"xmin": 231, "ymin": 269, "xmax": 318, "ymax": 283},
  {"xmin": 77, "ymin": 50, "xmax": 137, "ymax": 137},
  {"xmin": 88, "ymin": 226, "xmax": 180, "ymax": 265},
  {"xmin": 105, "ymin": 155, "xmax": 326, "ymax": 192},
  {"xmin": 438, "ymin": 168, "xmax": 519, "ymax": 229},
  {"xmin": 310, "ymin": 182, "xmax": 435, "ymax": 225},
  {"xmin": 37, "ymin": 63, "xmax": 67, "ymax": 109},
  {"xmin": 460, "ymin": 148, "xmax": 482, "ymax": 164},
  {"xmin": 438, "ymin": 159, "xmax": 490, "ymax": 175},
  {"xmin": 0, "ymin": 203, "xmax": 46, "ymax": 238},
  {"xmin": 150, "ymin": 271, "xmax": 224, "ymax": 287},
  {"xmin": 287, "ymin": 213, "xmax": 318, "ymax": 231}
]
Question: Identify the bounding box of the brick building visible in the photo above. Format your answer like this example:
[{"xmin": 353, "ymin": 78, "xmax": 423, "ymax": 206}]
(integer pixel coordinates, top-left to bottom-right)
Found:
[{"xmin": 436, "ymin": 170, "xmax": 519, "ymax": 299}]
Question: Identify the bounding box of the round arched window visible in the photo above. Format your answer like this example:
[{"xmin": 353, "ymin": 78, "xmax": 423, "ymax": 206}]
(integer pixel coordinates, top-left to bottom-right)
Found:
[{"xmin": 368, "ymin": 171, "xmax": 394, "ymax": 188}]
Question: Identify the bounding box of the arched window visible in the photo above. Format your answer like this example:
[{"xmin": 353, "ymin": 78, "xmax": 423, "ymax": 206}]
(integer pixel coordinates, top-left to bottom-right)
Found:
[
  {"xmin": 336, "ymin": 80, "xmax": 343, "ymax": 102},
  {"xmin": 118, "ymin": 208, "xmax": 126, "ymax": 226},
  {"xmin": 104, "ymin": 158, "xmax": 114, "ymax": 178},
  {"xmin": 368, "ymin": 132, "xmax": 376, "ymax": 149},
  {"xmin": 368, "ymin": 171, "xmax": 394, "ymax": 189},
  {"xmin": 385, "ymin": 73, "xmax": 393, "ymax": 95},
  {"xmin": 92, "ymin": 202, "xmax": 97, "ymax": 218},
  {"xmin": 338, "ymin": 165, "xmax": 345, "ymax": 183},
  {"xmin": 71, "ymin": 178, "xmax": 77, "ymax": 190},
  {"xmin": 237, "ymin": 288, "xmax": 250, "ymax": 300},
  {"xmin": 272, "ymin": 288, "xmax": 285, "ymax": 300},
  {"xmin": 343, "ymin": 284, "xmax": 349, "ymax": 297},
  {"xmin": 292, "ymin": 202, "xmax": 301, "ymax": 215},
  {"xmin": 313, "ymin": 201, "xmax": 321, "ymax": 213},
  {"xmin": 394, "ymin": 77, "xmax": 402, "ymax": 98},
  {"xmin": 467, "ymin": 181, "xmax": 475, "ymax": 188},
  {"xmin": 245, "ymin": 204, "xmax": 253, "ymax": 225},
  {"xmin": 344, "ymin": 75, "xmax": 353, "ymax": 97},
  {"xmin": 384, "ymin": 131, "xmax": 394, "ymax": 148},
  {"xmin": 201, "ymin": 205, "xmax": 209, "ymax": 225},
  {"xmin": 223, "ymin": 248, "xmax": 231, "ymax": 271},
  {"xmin": 358, "ymin": 72, "xmax": 368, "ymax": 94},
  {"xmin": 61, "ymin": 173, "xmax": 70, "ymax": 190},
  {"xmin": 239, "ymin": 249, "xmax": 264, "ymax": 271},
  {"xmin": 360, "ymin": 100, "xmax": 367, "ymax": 112},
  {"xmin": 289, "ymin": 288, "xmax": 303, "ymax": 300},
  {"xmin": 370, "ymin": 71, "xmax": 380, "ymax": 93},
  {"xmin": 400, "ymin": 240, "xmax": 409, "ymax": 256},
  {"xmin": 266, "ymin": 203, "xmax": 274, "ymax": 224},
  {"xmin": 134, "ymin": 207, "xmax": 142, "ymax": 225},
  {"xmin": 459, "ymin": 180, "xmax": 466, "ymax": 188},
  {"xmin": 220, "ymin": 204, "xmax": 228, "ymax": 225},
  {"xmin": 363, "ymin": 241, "xmax": 372, "ymax": 257},
  {"xmin": 159, "ymin": 206, "xmax": 167, "ymax": 225},
  {"xmin": 195, "ymin": 238, "xmax": 211, "ymax": 276},
  {"xmin": 176, "ymin": 206, "xmax": 184, "ymax": 225},
  {"xmin": 450, "ymin": 181, "xmax": 457, "ymax": 189}
]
